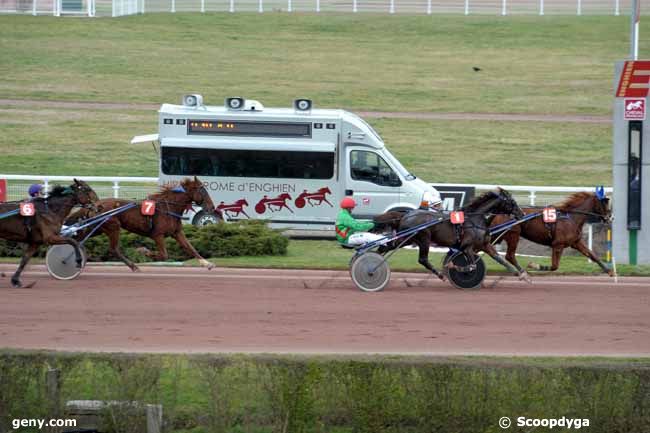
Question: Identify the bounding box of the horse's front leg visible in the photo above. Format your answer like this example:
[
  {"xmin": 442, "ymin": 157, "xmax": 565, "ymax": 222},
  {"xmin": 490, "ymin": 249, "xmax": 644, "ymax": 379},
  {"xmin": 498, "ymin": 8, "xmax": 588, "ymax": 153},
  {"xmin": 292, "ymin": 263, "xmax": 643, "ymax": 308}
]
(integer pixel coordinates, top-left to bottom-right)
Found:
[
  {"xmin": 572, "ymin": 239, "xmax": 613, "ymax": 276},
  {"xmin": 11, "ymin": 243, "xmax": 39, "ymax": 288},
  {"xmin": 172, "ymin": 230, "xmax": 213, "ymax": 270},
  {"xmin": 104, "ymin": 224, "xmax": 139, "ymax": 272},
  {"xmin": 503, "ymin": 231, "xmax": 526, "ymax": 275},
  {"xmin": 482, "ymin": 242, "xmax": 531, "ymax": 283},
  {"xmin": 529, "ymin": 245, "xmax": 564, "ymax": 272}
]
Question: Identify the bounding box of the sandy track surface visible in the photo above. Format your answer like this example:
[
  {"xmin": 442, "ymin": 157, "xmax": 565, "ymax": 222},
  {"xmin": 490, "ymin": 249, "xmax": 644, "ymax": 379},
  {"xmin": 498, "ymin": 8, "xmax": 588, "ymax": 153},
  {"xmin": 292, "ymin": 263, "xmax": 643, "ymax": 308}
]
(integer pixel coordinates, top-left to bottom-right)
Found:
[
  {"xmin": 0, "ymin": 264, "xmax": 647, "ymax": 356},
  {"xmin": 0, "ymin": 99, "xmax": 610, "ymax": 123}
]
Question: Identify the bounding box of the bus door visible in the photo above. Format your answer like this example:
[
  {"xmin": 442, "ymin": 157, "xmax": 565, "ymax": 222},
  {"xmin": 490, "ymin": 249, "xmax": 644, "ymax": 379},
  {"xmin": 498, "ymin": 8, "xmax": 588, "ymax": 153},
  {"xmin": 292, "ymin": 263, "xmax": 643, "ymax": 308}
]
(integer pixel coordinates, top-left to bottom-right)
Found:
[{"xmin": 344, "ymin": 147, "xmax": 402, "ymax": 218}]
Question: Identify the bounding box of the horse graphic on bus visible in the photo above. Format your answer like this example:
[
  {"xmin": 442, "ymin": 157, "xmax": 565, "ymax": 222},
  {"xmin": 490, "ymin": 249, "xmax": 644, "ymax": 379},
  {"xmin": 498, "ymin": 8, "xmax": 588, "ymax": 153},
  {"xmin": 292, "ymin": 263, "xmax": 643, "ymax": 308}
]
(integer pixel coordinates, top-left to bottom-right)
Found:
[
  {"xmin": 217, "ymin": 199, "xmax": 250, "ymax": 219},
  {"xmin": 255, "ymin": 193, "xmax": 294, "ymax": 214},
  {"xmin": 295, "ymin": 187, "xmax": 333, "ymax": 209}
]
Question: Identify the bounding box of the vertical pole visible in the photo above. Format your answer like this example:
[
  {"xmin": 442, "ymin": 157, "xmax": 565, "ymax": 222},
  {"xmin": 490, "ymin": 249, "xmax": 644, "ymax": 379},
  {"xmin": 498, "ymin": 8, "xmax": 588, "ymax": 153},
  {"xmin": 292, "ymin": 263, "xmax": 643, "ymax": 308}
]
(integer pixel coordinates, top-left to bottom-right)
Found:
[
  {"xmin": 529, "ymin": 191, "xmax": 536, "ymax": 206},
  {"xmin": 32, "ymin": 0, "xmax": 37, "ymax": 15},
  {"xmin": 316, "ymin": 0, "xmax": 319, "ymax": 12},
  {"xmin": 258, "ymin": 0, "xmax": 262, "ymax": 12},
  {"xmin": 631, "ymin": 0, "xmax": 640, "ymax": 60},
  {"xmin": 201, "ymin": 0, "xmax": 204, "ymax": 12},
  {"xmin": 426, "ymin": 0, "xmax": 430, "ymax": 14},
  {"xmin": 141, "ymin": 0, "xmax": 145, "ymax": 14},
  {"xmin": 43, "ymin": 179, "xmax": 49, "ymax": 197},
  {"xmin": 171, "ymin": 0, "xmax": 175, "ymax": 12},
  {"xmin": 615, "ymin": 0, "xmax": 620, "ymax": 16},
  {"xmin": 587, "ymin": 224, "xmax": 594, "ymax": 263},
  {"xmin": 501, "ymin": 0, "xmax": 506, "ymax": 15},
  {"xmin": 287, "ymin": 0, "xmax": 291, "ymax": 12},
  {"xmin": 229, "ymin": 0, "xmax": 233, "ymax": 12},
  {"xmin": 464, "ymin": 0, "xmax": 468, "ymax": 15},
  {"xmin": 352, "ymin": 0, "xmax": 356, "ymax": 12},
  {"xmin": 630, "ymin": 229, "xmax": 638, "ymax": 265},
  {"xmin": 389, "ymin": 0, "xmax": 394, "ymax": 13},
  {"xmin": 46, "ymin": 368, "xmax": 61, "ymax": 433},
  {"xmin": 112, "ymin": 0, "xmax": 115, "ymax": 16},
  {"xmin": 146, "ymin": 404, "xmax": 163, "ymax": 433},
  {"xmin": 606, "ymin": 228, "xmax": 612, "ymax": 263},
  {"xmin": 539, "ymin": 0, "xmax": 544, "ymax": 15},
  {"xmin": 113, "ymin": 181, "xmax": 120, "ymax": 198},
  {"xmin": 577, "ymin": 0, "xmax": 581, "ymax": 16}
]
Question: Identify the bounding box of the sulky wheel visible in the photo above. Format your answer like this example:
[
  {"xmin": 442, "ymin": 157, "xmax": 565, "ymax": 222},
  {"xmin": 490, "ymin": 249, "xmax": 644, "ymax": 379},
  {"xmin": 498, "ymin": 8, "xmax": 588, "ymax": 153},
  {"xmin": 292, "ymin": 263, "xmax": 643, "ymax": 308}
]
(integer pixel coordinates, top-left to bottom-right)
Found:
[
  {"xmin": 350, "ymin": 251, "xmax": 391, "ymax": 292},
  {"xmin": 443, "ymin": 252, "xmax": 486, "ymax": 290},
  {"xmin": 46, "ymin": 244, "xmax": 87, "ymax": 280}
]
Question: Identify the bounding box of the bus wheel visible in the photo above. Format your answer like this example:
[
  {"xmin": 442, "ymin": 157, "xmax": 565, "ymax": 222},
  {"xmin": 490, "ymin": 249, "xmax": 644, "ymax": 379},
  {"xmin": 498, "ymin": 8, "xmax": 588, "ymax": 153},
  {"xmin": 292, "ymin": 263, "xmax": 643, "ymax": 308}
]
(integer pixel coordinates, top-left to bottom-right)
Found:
[{"xmin": 192, "ymin": 211, "xmax": 222, "ymax": 226}]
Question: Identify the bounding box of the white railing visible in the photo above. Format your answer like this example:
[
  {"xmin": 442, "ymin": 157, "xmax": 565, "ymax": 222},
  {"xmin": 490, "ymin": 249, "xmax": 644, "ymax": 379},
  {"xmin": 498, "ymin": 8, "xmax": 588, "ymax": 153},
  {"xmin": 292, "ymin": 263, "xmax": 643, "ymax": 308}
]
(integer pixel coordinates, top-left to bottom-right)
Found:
[
  {"xmin": 0, "ymin": 173, "xmax": 612, "ymax": 204},
  {"xmin": 0, "ymin": 0, "xmax": 641, "ymax": 17},
  {"xmin": 1, "ymin": 174, "xmax": 609, "ymax": 251},
  {"xmin": 438, "ymin": 182, "xmax": 613, "ymax": 206}
]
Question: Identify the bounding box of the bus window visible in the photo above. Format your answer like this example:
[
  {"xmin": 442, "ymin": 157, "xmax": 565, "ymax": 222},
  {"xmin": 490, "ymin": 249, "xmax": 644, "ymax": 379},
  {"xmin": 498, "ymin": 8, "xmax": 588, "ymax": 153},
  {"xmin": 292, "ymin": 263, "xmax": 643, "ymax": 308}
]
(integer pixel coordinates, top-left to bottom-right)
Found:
[
  {"xmin": 350, "ymin": 150, "xmax": 402, "ymax": 187},
  {"xmin": 161, "ymin": 147, "xmax": 334, "ymax": 180}
]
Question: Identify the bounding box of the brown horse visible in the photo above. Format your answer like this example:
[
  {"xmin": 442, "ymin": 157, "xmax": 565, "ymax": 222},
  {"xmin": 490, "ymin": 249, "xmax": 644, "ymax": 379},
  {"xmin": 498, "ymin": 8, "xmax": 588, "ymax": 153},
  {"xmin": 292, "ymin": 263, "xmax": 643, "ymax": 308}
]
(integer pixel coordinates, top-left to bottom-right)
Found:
[
  {"xmin": 69, "ymin": 177, "xmax": 217, "ymax": 271},
  {"xmin": 0, "ymin": 179, "xmax": 98, "ymax": 287},
  {"xmin": 490, "ymin": 191, "xmax": 613, "ymax": 276}
]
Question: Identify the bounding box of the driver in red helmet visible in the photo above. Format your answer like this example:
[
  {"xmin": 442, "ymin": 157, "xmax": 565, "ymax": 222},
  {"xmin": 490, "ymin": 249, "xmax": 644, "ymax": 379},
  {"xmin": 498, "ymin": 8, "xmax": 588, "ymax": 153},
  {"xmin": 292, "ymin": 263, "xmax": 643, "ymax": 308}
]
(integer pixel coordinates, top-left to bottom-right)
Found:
[{"xmin": 335, "ymin": 197, "xmax": 385, "ymax": 246}]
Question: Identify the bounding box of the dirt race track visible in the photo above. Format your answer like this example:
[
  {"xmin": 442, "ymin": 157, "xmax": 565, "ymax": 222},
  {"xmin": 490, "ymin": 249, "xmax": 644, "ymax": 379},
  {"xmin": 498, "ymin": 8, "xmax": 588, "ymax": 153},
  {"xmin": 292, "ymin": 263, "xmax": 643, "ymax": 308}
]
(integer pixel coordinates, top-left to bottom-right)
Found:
[{"xmin": 1, "ymin": 264, "xmax": 649, "ymax": 356}]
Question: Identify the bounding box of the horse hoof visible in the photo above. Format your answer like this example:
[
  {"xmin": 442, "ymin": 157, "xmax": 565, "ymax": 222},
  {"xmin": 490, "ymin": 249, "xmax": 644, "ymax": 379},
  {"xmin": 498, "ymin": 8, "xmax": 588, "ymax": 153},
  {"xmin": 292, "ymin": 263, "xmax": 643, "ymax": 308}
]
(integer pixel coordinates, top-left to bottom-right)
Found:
[
  {"xmin": 11, "ymin": 279, "xmax": 21, "ymax": 288},
  {"xmin": 131, "ymin": 266, "xmax": 141, "ymax": 273},
  {"xmin": 607, "ymin": 269, "xmax": 615, "ymax": 277}
]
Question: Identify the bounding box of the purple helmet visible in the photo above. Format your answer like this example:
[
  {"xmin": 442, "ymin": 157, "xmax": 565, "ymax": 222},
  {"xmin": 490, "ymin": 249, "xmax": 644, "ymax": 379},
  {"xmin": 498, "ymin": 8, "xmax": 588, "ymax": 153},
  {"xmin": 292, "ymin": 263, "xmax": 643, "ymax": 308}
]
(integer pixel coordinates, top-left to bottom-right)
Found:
[{"xmin": 28, "ymin": 184, "xmax": 43, "ymax": 198}]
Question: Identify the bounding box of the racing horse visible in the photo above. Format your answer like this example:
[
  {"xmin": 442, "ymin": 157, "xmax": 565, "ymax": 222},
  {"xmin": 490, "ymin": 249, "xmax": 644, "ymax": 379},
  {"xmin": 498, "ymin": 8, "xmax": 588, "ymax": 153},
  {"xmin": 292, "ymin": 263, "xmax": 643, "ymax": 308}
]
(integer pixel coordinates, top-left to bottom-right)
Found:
[
  {"xmin": 0, "ymin": 180, "xmax": 98, "ymax": 287},
  {"xmin": 69, "ymin": 177, "xmax": 217, "ymax": 271},
  {"xmin": 376, "ymin": 188, "xmax": 528, "ymax": 282},
  {"xmin": 490, "ymin": 189, "xmax": 613, "ymax": 276}
]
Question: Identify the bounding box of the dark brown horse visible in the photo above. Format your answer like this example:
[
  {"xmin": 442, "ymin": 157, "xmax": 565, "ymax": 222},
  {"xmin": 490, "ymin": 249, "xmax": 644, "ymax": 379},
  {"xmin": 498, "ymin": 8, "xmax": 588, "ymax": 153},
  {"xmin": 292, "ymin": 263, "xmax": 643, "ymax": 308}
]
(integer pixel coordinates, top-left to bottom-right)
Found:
[
  {"xmin": 490, "ymin": 190, "xmax": 613, "ymax": 275},
  {"xmin": 0, "ymin": 180, "xmax": 98, "ymax": 287},
  {"xmin": 376, "ymin": 188, "xmax": 528, "ymax": 281},
  {"xmin": 69, "ymin": 177, "xmax": 217, "ymax": 271}
]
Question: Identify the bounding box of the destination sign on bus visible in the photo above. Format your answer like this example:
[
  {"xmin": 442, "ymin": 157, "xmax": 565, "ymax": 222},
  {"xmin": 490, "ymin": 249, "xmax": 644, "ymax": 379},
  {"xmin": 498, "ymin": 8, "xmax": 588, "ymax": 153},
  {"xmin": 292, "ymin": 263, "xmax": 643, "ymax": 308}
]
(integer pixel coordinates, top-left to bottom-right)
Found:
[{"xmin": 187, "ymin": 120, "xmax": 311, "ymax": 138}]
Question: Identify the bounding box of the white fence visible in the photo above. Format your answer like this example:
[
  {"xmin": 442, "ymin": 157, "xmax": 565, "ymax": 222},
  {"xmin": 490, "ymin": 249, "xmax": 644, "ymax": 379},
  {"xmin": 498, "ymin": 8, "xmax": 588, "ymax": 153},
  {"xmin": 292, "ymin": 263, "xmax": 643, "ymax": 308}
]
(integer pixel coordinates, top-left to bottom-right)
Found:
[
  {"xmin": 0, "ymin": 0, "xmax": 644, "ymax": 16},
  {"xmin": 0, "ymin": 174, "xmax": 612, "ymax": 205}
]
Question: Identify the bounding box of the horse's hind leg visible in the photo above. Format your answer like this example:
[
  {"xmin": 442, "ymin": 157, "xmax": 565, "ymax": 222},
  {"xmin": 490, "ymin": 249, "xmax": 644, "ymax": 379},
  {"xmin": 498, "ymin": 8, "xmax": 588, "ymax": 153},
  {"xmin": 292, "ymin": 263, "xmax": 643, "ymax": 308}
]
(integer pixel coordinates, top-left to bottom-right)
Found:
[
  {"xmin": 172, "ymin": 231, "xmax": 213, "ymax": 270},
  {"xmin": 415, "ymin": 235, "xmax": 445, "ymax": 281},
  {"xmin": 11, "ymin": 243, "xmax": 39, "ymax": 288},
  {"xmin": 572, "ymin": 239, "xmax": 613, "ymax": 276}
]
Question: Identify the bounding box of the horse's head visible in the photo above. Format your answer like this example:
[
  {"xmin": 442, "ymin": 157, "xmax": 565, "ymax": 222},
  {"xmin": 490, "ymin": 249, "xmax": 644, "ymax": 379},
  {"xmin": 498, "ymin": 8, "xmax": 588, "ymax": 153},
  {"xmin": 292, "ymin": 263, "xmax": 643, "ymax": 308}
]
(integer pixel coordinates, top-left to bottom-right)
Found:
[
  {"xmin": 592, "ymin": 186, "xmax": 612, "ymax": 224},
  {"xmin": 181, "ymin": 177, "xmax": 216, "ymax": 213},
  {"xmin": 321, "ymin": 187, "xmax": 332, "ymax": 194},
  {"xmin": 495, "ymin": 188, "xmax": 524, "ymax": 219},
  {"xmin": 241, "ymin": 199, "xmax": 249, "ymax": 206},
  {"xmin": 71, "ymin": 179, "xmax": 99, "ymax": 206}
]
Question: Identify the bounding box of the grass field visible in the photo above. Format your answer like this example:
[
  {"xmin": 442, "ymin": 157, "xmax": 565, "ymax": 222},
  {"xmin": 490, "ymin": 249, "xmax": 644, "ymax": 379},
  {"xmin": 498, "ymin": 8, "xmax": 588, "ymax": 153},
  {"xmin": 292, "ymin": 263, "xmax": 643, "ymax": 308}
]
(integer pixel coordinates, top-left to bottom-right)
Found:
[
  {"xmin": 1, "ymin": 14, "xmax": 642, "ymax": 185},
  {"xmin": 0, "ymin": 107, "xmax": 613, "ymax": 184},
  {"xmin": 0, "ymin": 14, "xmax": 647, "ymax": 114}
]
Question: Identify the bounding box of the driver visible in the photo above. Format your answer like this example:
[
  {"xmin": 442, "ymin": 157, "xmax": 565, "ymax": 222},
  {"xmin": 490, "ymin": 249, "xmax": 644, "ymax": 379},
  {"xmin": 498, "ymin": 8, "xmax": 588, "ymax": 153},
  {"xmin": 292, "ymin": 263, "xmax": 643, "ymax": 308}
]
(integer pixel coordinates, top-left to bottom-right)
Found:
[
  {"xmin": 336, "ymin": 197, "xmax": 386, "ymax": 246},
  {"xmin": 420, "ymin": 189, "xmax": 443, "ymax": 211},
  {"xmin": 28, "ymin": 183, "xmax": 44, "ymax": 200}
]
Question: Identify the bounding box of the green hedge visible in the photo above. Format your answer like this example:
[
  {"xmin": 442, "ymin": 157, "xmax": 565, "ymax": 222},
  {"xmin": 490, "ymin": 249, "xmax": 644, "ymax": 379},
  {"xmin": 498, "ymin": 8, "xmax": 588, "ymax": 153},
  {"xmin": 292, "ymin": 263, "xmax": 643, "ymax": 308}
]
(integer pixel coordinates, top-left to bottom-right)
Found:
[
  {"xmin": 2, "ymin": 352, "xmax": 650, "ymax": 433},
  {"xmin": 0, "ymin": 221, "xmax": 288, "ymax": 262}
]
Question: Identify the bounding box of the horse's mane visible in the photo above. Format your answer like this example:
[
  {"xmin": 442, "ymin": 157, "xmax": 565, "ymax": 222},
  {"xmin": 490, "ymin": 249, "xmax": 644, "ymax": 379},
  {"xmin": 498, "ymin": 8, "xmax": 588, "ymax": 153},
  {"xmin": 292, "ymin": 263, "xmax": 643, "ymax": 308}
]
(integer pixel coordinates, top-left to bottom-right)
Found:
[
  {"xmin": 47, "ymin": 185, "xmax": 71, "ymax": 198},
  {"xmin": 555, "ymin": 192, "xmax": 593, "ymax": 211},
  {"xmin": 149, "ymin": 179, "xmax": 197, "ymax": 201},
  {"xmin": 463, "ymin": 190, "xmax": 497, "ymax": 211}
]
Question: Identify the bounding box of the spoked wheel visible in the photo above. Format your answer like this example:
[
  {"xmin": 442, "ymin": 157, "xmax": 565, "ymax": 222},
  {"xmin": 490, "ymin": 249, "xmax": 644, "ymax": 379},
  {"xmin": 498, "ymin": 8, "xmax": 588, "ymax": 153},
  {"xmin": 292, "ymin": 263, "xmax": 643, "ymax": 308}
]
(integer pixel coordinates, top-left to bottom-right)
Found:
[
  {"xmin": 350, "ymin": 252, "xmax": 391, "ymax": 292},
  {"xmin": 46, "ymin": 244, "xmax": 87, "ymax": 280},
  {"xmin": 443, "ymin": 252, "xmax": 486, "ymax": 290}
]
